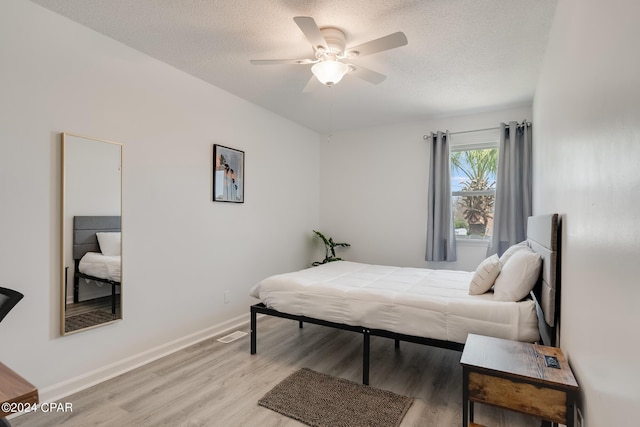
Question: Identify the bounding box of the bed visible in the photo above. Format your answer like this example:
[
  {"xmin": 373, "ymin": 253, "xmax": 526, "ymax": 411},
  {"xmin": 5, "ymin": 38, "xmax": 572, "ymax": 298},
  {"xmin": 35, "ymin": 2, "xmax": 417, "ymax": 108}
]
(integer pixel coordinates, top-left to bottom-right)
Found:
[
  {"xmin": 72, "ymin": 216, "xmax": 121, "ymax": 314},
  {"xmin": 249, "ymin": 214, "xmax": 560, "ymax": 384}
]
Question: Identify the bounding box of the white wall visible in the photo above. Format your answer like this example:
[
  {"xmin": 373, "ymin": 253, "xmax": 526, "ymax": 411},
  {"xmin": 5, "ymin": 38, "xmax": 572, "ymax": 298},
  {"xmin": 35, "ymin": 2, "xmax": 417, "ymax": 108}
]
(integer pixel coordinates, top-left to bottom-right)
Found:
[
  {"xmin": 0, "ymin": 0, "xmax": 320, "ymax": 400},
  {"xmin": 533, "ymin": 0, "xmax": 640, "ymax": 424},
  {"xmin": 319, "ymin": 106, "xmax": 531, "ymax": 271}
]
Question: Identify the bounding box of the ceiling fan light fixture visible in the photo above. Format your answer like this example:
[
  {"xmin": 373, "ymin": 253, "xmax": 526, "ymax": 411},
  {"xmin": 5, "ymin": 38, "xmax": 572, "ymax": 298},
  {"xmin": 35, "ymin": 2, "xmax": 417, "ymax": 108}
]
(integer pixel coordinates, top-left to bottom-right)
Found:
[{"xmin": 311, "ymin": 60, "xmax": 349, "ymax": 86}]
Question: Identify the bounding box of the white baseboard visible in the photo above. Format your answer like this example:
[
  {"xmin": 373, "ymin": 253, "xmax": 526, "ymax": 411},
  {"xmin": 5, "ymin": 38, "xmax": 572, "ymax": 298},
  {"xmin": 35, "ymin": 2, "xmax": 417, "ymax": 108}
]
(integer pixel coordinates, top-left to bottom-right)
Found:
[{"xmin": 37, "ymin": 313, "xmax": 250, "ymax": 404}]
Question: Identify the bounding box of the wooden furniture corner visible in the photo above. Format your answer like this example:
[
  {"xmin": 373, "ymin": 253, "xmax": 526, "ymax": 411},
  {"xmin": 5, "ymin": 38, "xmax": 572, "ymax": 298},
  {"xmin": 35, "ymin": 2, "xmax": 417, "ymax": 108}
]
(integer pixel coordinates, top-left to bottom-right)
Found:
[
  {"xmin": 460, "ymin": 334, "xmax": 578, "ymax": 427},
  {"xmin": 0, "ymin": 361, "xmax": 38, "ymax": 421}
]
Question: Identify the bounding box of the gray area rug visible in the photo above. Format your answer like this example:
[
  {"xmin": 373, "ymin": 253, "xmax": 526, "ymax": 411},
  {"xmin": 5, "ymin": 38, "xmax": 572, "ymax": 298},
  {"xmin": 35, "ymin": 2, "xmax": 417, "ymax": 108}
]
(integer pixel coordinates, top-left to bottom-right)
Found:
[
  {"xmin": 65, "ymin": 310, "xmax": 117, "ymax": 332},
  {"xmin": 258, "ymin": 368, "xmax": 414, "ymax": 427}
]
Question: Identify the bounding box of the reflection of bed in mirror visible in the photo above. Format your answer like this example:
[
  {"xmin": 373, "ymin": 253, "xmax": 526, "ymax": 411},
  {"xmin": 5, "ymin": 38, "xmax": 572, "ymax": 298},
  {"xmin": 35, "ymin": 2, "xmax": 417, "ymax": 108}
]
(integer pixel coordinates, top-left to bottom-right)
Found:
[{"xmin": 72, "ymin": 216, "xmax": 121, "ymax": 315}]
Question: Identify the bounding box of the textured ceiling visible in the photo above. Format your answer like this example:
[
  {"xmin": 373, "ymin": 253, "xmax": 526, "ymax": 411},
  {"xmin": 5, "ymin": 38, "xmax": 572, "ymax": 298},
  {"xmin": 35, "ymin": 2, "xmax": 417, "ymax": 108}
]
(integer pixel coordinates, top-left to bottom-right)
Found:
[{"xmin": 29, "ymin": 0, "xmax": 557, "ymax": 133}]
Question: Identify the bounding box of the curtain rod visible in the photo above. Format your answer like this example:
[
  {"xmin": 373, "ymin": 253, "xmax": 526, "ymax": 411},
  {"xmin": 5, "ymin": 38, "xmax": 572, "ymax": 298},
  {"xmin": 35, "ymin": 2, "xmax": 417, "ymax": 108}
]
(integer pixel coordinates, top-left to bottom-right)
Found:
[{"xmin": 423, "ymin": 121, "xmax": 531, "ymax": 140}]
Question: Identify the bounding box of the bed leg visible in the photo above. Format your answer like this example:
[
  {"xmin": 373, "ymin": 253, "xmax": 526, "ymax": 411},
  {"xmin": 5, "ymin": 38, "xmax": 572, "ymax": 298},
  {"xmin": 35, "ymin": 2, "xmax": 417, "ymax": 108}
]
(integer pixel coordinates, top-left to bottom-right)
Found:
[
  {"xmin": 299, "ymin": 321, "xmax": 303, "ymax": 329},
  {"xmin": 363, "ymin": 330, "xmax": 370, "ymax": 385},
  {"xmin": 73, "ymin": 276, "xmax": 79, "ymax": 304},
  {"xmin": 395, "ymin": 339, "xmax": 400, "ymax": 349},
  {"xmin": 250, "ymin": 306, "xmax": 257, "ymax": 354},
  {"xmin": 111, "ymin": 284, "xmax": 116, "ymax": 314}
]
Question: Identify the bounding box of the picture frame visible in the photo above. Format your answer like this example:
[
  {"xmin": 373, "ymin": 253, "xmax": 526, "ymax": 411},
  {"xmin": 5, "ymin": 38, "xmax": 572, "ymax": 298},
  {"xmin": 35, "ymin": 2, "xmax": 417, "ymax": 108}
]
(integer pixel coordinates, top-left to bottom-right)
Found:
[{"xmin": 213, "ymin": 144, "xmax": 244, "ymax": 203}]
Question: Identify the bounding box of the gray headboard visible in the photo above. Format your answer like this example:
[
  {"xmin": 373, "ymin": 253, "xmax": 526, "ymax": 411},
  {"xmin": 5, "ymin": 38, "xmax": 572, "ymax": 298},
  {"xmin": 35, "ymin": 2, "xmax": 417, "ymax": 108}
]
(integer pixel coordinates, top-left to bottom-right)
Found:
[
  {"xmin": 73, "ymin": 216, "xmax": 121, "ymax": 260},
  {"xmin": 527, "ymin": 213, "xmax": 560, "ymax": 346}
]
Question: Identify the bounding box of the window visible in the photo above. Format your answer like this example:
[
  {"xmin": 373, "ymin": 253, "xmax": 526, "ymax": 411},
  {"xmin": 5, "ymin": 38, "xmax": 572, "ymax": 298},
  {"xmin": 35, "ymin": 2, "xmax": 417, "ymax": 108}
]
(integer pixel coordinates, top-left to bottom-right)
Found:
[{"xmin": 450, "ymin": 137, "xmax": 498, "ymax": 240}]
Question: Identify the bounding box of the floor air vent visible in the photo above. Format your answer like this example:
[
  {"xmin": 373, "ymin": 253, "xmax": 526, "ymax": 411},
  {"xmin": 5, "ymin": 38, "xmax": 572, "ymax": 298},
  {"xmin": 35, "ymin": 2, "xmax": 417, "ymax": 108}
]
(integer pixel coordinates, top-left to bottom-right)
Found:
[{"xmin": 217, "ymin": 331, "xmax": 248, "ymax": 343}]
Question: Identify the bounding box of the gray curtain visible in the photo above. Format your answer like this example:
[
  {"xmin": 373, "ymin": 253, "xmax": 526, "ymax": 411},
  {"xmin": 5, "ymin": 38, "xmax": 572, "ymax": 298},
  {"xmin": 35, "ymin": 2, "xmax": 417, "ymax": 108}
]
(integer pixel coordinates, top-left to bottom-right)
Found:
[
  {"xmin": 426, "ymin": 131, "xmax": 456, "ymax": 262},
  {"xmin": 488, "ymin": 121, "xmax": 532, "ymax": 256}
]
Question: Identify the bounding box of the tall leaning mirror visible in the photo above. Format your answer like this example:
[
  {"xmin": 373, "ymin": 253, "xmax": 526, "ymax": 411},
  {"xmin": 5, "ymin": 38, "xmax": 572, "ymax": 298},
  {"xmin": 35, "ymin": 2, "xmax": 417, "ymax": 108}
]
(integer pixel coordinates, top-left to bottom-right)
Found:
[{"xmin": 61, "ymin": 133, "xmax": 122, "ymax": 335}]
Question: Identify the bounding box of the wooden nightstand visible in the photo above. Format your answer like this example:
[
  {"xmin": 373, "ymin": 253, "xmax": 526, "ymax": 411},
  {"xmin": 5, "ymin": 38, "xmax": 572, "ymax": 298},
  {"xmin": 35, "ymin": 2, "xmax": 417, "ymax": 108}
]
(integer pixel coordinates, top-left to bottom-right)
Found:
[{"xmin": 460, "ymin": 334, "xmax": 578, "ymax": 427}]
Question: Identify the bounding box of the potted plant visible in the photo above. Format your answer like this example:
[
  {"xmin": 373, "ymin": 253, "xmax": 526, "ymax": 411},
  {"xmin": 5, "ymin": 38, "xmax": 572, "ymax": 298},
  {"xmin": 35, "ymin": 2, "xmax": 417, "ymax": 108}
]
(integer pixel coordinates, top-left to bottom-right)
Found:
[{"xmin": 312, "ymin": 230, "xmax": 350, "ymax": 266}]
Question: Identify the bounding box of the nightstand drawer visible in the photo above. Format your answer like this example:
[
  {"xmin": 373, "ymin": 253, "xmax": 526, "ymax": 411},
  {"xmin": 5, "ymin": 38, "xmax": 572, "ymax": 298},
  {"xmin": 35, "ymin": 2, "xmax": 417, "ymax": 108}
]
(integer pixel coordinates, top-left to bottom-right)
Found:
[{"xmin": 468, "ymin": 371, "xmax": 567, "ymax": 424}]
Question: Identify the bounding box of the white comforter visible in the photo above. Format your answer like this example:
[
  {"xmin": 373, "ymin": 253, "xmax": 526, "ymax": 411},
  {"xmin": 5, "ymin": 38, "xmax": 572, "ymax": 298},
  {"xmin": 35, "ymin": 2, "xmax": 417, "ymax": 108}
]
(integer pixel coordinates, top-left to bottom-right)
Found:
[
  {"xmin": 250, "ymin": 261, "xmax": 539, "ymax": 344},
  {"xmin": 78, "ymin": 252, "xmax": 121, "ymax": 283}
]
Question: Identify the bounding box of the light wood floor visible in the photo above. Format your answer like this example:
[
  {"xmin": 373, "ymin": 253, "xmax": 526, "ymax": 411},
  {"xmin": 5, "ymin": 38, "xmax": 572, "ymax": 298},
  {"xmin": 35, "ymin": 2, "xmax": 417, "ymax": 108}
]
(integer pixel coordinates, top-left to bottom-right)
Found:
[{"xmin": 13, "ymin": 316, "xmax": 540, "ymax": 426}]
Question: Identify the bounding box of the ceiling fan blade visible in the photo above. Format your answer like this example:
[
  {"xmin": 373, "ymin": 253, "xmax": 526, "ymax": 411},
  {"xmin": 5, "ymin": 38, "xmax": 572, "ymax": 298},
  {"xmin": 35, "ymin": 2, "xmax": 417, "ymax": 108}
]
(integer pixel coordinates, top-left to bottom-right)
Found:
[
  {"xmin": 293, "ymin": 16, "xmax": 328, "ymax": 51},
  {"xmin": 250, "ymin": 58, "xmax": 316, "ymax": 65},
  {"xmin": 347, "ymin": 64, "xmax": 387, "ymax": 84},
  {"xmin": 346, "ymin": 32, "xmax": 408, "ymax": 57}
]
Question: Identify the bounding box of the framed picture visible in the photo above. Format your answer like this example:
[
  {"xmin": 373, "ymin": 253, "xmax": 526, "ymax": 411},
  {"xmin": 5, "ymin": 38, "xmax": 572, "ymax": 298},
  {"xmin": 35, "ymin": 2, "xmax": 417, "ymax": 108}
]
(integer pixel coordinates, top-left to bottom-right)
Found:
[{"xmin": 213, "ymin": 144, "xmax": 244, "ymax": 203}]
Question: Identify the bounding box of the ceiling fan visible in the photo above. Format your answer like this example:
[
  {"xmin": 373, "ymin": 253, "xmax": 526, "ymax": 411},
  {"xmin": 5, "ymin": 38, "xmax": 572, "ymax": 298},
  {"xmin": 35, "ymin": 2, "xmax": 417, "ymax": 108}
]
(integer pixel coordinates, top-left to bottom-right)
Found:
[{"xmin": 250, "ymin": 16, "xmax": 408, "ymax": 89}]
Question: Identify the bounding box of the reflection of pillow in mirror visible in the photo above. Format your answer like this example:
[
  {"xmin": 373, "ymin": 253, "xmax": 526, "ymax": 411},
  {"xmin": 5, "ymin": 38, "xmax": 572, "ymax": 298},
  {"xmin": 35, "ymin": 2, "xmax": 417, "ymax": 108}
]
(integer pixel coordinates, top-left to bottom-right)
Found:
[{"xmin": 96, "ymin": 232, "xmax": 121, "ymax": 256}]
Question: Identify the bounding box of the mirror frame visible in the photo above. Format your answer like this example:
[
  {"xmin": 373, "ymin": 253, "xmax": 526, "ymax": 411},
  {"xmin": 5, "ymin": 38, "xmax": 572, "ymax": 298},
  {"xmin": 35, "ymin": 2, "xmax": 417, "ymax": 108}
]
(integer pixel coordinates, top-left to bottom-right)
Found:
[{"xmin": 60, "ymin": 132, "xmax": 123, "ymax": 335}]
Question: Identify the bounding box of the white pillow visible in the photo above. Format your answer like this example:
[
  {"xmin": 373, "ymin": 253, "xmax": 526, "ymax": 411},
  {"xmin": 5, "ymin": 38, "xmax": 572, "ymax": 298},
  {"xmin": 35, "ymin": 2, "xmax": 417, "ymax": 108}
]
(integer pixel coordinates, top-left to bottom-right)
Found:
[
  {"xmin": 96, "ymin": 232, "xmax": 121, "ymax": 256},
  {"xmin": 499, "ymin": 241, "xmax": 530, "ymax": 265},
  {"xmin": 469, "ymin": 254, "xmax": 501, "ymax": 295},
  {"xmin": 493, "ymin": 250, "xmax": 541, "ymax": 302}
]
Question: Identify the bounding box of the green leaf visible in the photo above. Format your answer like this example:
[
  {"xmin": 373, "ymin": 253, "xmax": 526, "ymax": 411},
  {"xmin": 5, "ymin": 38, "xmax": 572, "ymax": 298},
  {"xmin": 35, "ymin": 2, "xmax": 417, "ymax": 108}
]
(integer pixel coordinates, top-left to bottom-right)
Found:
[{"xmin": 312, "ymin": 230, "xmax": 350, "ymax": 266}]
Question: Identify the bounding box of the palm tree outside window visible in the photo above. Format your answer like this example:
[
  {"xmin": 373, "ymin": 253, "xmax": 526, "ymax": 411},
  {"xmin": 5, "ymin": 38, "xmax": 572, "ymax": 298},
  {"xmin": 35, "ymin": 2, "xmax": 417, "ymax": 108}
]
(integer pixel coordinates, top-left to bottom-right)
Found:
[{"xmin": 450, "ymin": 145, "xmax": 498, "ymax": 240}]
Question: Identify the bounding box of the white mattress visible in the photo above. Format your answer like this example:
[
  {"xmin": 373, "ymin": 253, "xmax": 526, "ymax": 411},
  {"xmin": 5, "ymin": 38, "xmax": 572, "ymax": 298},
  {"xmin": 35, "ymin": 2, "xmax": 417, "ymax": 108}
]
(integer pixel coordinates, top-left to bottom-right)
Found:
[
  {"xmin": 250, "ymin": 261, "xmax": 539, "ymax": 344},
  {"xmin": 78, "ymin": 252, "xmax": 121, "ymax": 283}
]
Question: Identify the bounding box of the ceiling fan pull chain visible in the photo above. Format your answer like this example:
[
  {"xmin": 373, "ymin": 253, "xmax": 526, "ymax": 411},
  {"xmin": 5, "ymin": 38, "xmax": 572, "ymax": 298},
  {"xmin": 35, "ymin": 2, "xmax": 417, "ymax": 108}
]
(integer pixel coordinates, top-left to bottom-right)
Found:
[{"xmin": 328, "ymin": 86, "xmax": 334, "ymax": 143}]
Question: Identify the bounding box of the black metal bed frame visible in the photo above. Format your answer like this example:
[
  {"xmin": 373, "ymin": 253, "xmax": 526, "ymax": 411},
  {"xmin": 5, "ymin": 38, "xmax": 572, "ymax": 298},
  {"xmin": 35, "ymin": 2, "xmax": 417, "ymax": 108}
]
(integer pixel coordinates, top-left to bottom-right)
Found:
[
  {"xmin": 250, "ymin": 214, "xmax": 560, "ymax": 386},
  {"xmin": 250, "ymin": 214, "xmax": 561, "ymax": 385},
  {"xmin": 250, "ymin": 302, "xmax": 464, "ymax": 385}
]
